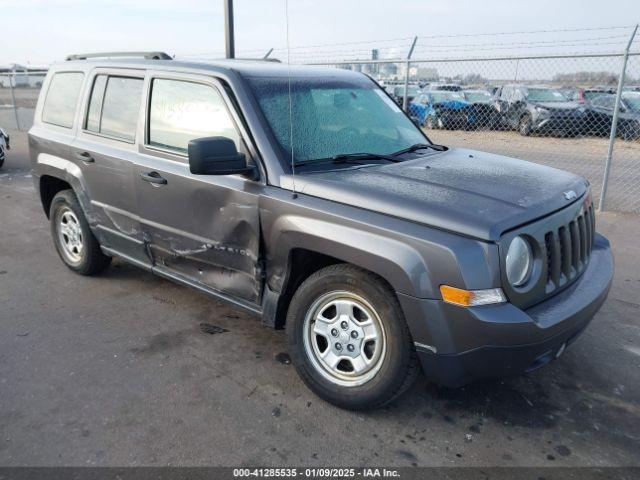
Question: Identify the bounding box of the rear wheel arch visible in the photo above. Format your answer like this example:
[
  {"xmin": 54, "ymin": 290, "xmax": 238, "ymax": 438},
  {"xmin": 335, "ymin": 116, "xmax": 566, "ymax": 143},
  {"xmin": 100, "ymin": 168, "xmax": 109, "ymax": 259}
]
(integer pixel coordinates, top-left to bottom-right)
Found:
[{"xmin": 40, "ymin": 175, "xmax": 73, "ymax": 218}]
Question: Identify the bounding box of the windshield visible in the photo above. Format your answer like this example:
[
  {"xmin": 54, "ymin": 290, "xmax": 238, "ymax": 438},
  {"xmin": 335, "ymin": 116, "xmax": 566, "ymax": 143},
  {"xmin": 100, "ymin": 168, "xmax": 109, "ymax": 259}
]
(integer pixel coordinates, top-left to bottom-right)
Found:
[
  {"xmin": 525, "ymin": 88, "xmax": 568, "ymax": 103},
  {"xmin": 431, "ymin": 91, "xmax": 465, "ymax": 103},
  {"xmin": 463, "ymin": 91, "xmax": 493, "ymax": 103},
  {"xmin": 246, "ymin": 76, "xmax": 427, "ymax": 165},
  {"xmin": 622, "ymin": 92, "xmax": 640, "ymax": 112}
]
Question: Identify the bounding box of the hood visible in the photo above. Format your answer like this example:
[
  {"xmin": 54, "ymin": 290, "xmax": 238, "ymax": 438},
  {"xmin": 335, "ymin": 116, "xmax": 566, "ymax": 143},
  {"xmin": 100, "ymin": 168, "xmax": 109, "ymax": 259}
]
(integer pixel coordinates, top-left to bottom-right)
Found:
[
  {"xmin": 295, "ymin": 148, "xmax": 588, "ymax": 241},
  {"xmin": 532, "ymin": 101, "xmax": 582, "ymax": 111},
  {"xmin": 434, "ymin": 100, "xmax": 471, "ymax": 110}
]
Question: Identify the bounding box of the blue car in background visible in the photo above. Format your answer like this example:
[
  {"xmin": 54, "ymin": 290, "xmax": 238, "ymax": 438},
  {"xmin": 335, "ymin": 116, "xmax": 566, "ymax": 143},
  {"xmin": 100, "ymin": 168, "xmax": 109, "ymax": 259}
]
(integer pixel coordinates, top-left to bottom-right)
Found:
[{"xmin": 409, "ymin": 91, "xmax": 475, "ymax": 129}]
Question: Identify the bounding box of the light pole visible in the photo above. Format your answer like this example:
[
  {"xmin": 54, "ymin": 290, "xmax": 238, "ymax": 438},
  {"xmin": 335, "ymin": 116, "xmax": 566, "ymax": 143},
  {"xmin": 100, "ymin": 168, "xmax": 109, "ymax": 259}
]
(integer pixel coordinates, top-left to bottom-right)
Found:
[{"xmin": 224, "ymin": 0, "xmax": 235, "ymax": 59}]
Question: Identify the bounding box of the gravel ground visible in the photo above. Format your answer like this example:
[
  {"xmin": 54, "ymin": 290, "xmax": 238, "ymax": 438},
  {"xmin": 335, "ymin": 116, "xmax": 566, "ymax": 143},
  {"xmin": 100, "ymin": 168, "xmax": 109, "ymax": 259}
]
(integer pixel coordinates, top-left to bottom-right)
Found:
[{"xmin": 0, "ymin": 132, "xmax": 639, "ymax": 468}]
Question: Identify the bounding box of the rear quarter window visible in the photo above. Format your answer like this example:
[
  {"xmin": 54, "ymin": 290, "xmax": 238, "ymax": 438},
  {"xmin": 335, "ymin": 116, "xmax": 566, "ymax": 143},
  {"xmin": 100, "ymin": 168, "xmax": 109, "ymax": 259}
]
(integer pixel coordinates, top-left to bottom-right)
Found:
[
  {"xmin": 42, "ymin": 72, "xmax": 84, "ymax": 128},
  {"xmin": 85, "ymin": 75, "xmax": 143, "ymax": 142}
]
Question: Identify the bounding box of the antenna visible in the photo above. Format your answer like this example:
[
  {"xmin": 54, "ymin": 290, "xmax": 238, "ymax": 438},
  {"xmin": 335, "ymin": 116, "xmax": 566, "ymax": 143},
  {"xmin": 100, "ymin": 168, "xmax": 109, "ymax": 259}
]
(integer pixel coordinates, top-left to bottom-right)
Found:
[{"xmin": 284, "ymin": 0, "xmax": 297, "ymax": 199}]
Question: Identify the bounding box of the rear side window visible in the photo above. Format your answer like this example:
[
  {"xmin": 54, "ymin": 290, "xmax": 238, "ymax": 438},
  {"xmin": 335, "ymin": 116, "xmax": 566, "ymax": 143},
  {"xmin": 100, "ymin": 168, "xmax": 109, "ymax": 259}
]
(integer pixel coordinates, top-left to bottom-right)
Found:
[
  {"xmin": 42, "ymin": 72, "xmax": 84, "ymax": 128},
  {"xmin": 86, "ymin": 75, "xmax": 143, "ymax": 142},
  {"xmin": 148, "ymin": 79, "xmax": 240, "ymax": 153}
]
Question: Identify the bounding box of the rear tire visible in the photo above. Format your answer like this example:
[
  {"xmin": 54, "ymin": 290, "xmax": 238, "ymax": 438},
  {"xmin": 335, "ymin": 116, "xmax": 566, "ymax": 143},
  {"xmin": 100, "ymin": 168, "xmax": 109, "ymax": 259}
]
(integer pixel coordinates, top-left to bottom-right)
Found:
[
  {"xmin": 50, "ymin": 189, "xmax": 111, "ymax": 275},
  {"xmin": 519, "ymin": 114, "xmax": 533, "ymax": 136},
  {"xmin": 425, "ymin": 115, "xmax": 436, "ymax": 129},
  {"xmin": 286, "ymin": 264, "xmax": 419, "ymax": 410}
]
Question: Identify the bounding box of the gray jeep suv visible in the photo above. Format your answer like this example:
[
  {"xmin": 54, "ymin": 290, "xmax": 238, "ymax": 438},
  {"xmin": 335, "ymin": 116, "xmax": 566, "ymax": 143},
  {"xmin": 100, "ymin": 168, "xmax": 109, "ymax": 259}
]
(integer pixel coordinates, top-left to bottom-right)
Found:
[{"xmin": 29, "ymin": 53, "xmax": 613, "ymax": 409}]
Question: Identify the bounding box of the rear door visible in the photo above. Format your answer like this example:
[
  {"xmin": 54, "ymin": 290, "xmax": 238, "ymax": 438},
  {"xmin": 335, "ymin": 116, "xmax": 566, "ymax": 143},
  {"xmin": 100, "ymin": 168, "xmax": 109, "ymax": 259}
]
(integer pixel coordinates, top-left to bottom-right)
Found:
[
  {"xmin": 71, "ymin": 69, "xmax": 148, "ymax": 266},
  {"xmin": 588, "ymin": 95, "xmax": 615, "ymax": 135},
  {"xmin": 505, "ymin": 87, "xmax": 524, "ymax": 128},
  {"xmin": 134, "ymin": 72, "xmax": 263, "ymax": 304}
]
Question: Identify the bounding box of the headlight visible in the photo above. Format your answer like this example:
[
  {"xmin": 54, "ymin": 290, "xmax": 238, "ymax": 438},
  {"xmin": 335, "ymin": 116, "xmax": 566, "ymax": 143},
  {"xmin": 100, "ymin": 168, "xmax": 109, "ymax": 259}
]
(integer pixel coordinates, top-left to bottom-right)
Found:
[
  {"xmin": 535, "ymin": 106, "xmax": 549, "ymax": 115},
  {"xmin": 506, "ymin": 236, "xmax": 533, "ymax": 287}
]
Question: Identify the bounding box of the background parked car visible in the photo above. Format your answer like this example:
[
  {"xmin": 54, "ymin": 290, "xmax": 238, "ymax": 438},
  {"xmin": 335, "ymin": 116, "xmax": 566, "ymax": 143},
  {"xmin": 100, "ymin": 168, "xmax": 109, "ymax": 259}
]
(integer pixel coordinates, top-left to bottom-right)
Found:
[
  {"xmin": 585, "ymin": 92, "xmax": 640, "ymax": 140},
  {"xmin": 430, "ymin": 83, "xmax": 463, "ymax": 92},
  {"xmin": 462, "ymin": 89, "xmax": 500, "ymax": 129},
  {"xmin": 409, "ymin": 90, "xmax": 475, "ymax": 129},
  {"xmin": 389, "ymin": 84, "xmax": 420, "ymax": 105},
  {"xmin": 495, "ymin": 85, "xmax": 587, "ymax": 136},
  {"xmin": 564, "ymin": 86, "xmax": 616, "ymax": 103}
]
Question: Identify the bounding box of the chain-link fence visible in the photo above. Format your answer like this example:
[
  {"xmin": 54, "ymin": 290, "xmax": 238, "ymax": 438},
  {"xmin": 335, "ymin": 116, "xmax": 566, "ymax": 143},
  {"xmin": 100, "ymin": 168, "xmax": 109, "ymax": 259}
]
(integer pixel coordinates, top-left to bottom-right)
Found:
[
  {"xmin": 285, "ymin": 27, "xmax": 640, "ymax": 213},
  {"xmin": 0, "ymin": 71, "xmax": 47, "ymax": 131}
]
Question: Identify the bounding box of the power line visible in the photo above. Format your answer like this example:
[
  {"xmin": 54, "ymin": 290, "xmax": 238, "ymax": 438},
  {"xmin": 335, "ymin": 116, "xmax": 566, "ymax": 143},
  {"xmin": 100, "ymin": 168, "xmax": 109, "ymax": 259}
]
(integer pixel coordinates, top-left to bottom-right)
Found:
[{"xmin": 416, "ymin": 25, "xmax": 635, "ymax": 40}]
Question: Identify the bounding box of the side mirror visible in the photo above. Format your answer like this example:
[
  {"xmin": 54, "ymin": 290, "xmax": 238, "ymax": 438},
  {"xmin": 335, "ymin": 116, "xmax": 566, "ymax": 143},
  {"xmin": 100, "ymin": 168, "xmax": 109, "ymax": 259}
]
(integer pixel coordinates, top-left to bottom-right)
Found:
[{"xmin": 188, "ymin": 136, "xmax": 254, "ymax": 177}]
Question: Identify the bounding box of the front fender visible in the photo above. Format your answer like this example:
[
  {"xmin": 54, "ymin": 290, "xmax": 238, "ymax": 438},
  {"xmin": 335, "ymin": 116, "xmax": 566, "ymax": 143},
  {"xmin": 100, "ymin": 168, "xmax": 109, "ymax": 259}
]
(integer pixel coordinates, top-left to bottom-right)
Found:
[
  {"xmin": 261, "ymin": 187, "xmax": 501, "ymax": 301},
  {"xmin": 268, "ymin": 214, "xmax": 433, "ymax": 298}
]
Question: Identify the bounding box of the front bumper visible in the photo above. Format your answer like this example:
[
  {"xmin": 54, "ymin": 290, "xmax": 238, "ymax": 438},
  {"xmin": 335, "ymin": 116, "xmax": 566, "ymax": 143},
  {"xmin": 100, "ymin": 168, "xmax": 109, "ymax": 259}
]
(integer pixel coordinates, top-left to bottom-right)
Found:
[{"xmin": 398, "ymin": 233, "xmax": 613, "ymax": 387}]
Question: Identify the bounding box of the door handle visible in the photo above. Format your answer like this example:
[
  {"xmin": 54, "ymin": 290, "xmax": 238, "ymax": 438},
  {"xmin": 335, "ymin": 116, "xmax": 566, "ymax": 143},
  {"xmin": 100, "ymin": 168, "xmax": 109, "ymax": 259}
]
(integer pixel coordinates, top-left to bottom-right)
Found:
[
  {"xmin": 75, "ymin": 151, "xmax": 94, "ymax": 163},
  {"xmin": 140, "ymin": 171, "xmax": 167, "ymax": 185}
]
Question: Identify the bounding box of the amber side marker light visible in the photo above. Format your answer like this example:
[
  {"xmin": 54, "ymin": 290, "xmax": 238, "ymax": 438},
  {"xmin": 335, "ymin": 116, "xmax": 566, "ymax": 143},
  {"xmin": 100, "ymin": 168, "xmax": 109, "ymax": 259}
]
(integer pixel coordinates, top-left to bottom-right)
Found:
[{"xmin": 440, "ymin": 285, "xmax": 506, "ymax": 307}]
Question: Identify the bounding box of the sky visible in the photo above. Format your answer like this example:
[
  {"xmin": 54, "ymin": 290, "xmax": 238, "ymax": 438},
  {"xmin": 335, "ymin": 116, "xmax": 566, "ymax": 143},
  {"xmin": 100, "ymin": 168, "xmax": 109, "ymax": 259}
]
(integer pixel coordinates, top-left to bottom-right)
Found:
[{"xmin": 1, "ymin": 0, "xmax": 639, "ymax": 67}]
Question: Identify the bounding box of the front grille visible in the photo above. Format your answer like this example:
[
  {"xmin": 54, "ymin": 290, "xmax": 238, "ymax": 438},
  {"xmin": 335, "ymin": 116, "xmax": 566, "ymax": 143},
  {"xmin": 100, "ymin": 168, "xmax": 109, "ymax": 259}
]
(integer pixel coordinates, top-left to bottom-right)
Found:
[{"xmin": 542, "ymin": 203, "xmax": 595, "ymax": 294}]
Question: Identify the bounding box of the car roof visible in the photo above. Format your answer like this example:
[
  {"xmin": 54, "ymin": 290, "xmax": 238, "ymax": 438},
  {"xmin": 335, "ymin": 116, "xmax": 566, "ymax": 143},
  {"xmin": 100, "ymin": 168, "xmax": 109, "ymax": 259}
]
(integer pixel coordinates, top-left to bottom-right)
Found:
[{"xmin": 56, "ymin": 58, "xmax": 364, "ymax": 80}]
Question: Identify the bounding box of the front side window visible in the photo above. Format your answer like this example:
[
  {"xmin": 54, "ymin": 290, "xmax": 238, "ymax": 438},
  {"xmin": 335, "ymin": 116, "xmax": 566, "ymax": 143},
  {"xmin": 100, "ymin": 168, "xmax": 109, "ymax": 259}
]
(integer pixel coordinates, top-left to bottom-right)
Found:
[
  {"xmin": 622, "ymin": 93, "xmax": 640, "ymax": 112},
  {"xmin": 246, "ymin": 76, "xmax": 426, "ymax": 165},
  {"xmin": 525, "ymin": 88, "xmax": 567, "ymax": 103},
  {"xmin": 591, "ymin": 95, "xmax": 615, "ymax": 109},
  {"xmin": 42, "ymin": 72, "xmax": 84, "ymax": 128},
  {"xmin": 85, "ymin": 75, "xmax": 143, "ymax": 142},
  {"xmin": 464, "ymin": 91, "xmax": 493, "ymax": 103},
  {"xmin": 148, "ymin": 79, "xmax": 240, "ymax": 153}
]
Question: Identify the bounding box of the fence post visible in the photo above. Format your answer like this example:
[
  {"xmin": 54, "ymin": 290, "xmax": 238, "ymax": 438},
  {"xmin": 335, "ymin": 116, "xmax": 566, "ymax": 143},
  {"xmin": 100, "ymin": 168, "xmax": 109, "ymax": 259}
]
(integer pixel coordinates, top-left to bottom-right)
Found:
[
  {"xmin": 599, "ymin": 24, "xmax": 638, "ymax": 211},
  {"xmin": 9, "ymin": 74, "xmax": 21, "ymax": 131},
  {"xmin": 403, "ymin": 36, "xmax": 418, "ymax": 112}
]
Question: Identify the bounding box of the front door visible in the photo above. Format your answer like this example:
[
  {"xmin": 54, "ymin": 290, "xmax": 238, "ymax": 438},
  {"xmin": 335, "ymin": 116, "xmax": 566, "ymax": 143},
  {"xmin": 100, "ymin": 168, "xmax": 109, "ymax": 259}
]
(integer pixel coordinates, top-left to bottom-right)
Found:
[{"xmin": 134, "ymin": 74, "xmax": 262, "ymax": 304}]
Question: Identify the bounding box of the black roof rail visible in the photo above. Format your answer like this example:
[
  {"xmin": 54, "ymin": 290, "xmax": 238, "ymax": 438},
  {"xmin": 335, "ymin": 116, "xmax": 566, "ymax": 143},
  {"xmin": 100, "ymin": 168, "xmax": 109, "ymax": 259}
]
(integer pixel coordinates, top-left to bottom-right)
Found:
[{"xmin": 65, "ymin": 51, "xmax": 172, "ymax": 61}]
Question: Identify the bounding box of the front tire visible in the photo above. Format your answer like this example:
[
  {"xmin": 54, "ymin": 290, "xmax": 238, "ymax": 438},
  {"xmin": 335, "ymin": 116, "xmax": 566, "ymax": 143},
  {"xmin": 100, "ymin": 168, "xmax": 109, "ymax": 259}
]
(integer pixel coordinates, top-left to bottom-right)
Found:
[
  {"xmin": 286, "ymin": 264, "xmax": 419, "ymax": 410},
  {"xmin": 519, "ymin": 114, "xmax": 533, "ymax": 136},
  {"xmin": 50, "ymin": 190, "xmax": 111, "ymax": 275},
  {"xmin": 425, "ymin": 115, "xmax": 436, "ymax": 129}
]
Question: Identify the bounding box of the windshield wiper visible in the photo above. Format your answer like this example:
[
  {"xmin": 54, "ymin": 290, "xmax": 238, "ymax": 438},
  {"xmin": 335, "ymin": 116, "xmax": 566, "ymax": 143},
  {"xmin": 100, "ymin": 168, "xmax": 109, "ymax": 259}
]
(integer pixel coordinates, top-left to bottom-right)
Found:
[
  {"xmin": 297, "ymin": 152, "xmax": 402, "ymax": 166},
  {"xmin": 391, "ymin": 143, "xmax": 447, "ymax": 157}
]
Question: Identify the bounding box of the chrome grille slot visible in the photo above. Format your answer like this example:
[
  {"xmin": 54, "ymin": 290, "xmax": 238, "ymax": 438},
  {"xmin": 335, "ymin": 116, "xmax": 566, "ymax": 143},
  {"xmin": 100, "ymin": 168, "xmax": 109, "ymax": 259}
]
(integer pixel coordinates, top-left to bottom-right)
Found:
[
  {"xmin": 570, "ymin": 220, "xmax": 581, "ymax": 270},
  {"xmin": 543, "ymin": 205, "xmax": 594, "ymax": 294},
  {"xmin": 544, "ymin": 231, "xmax": 561, "ymax": 288}
]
